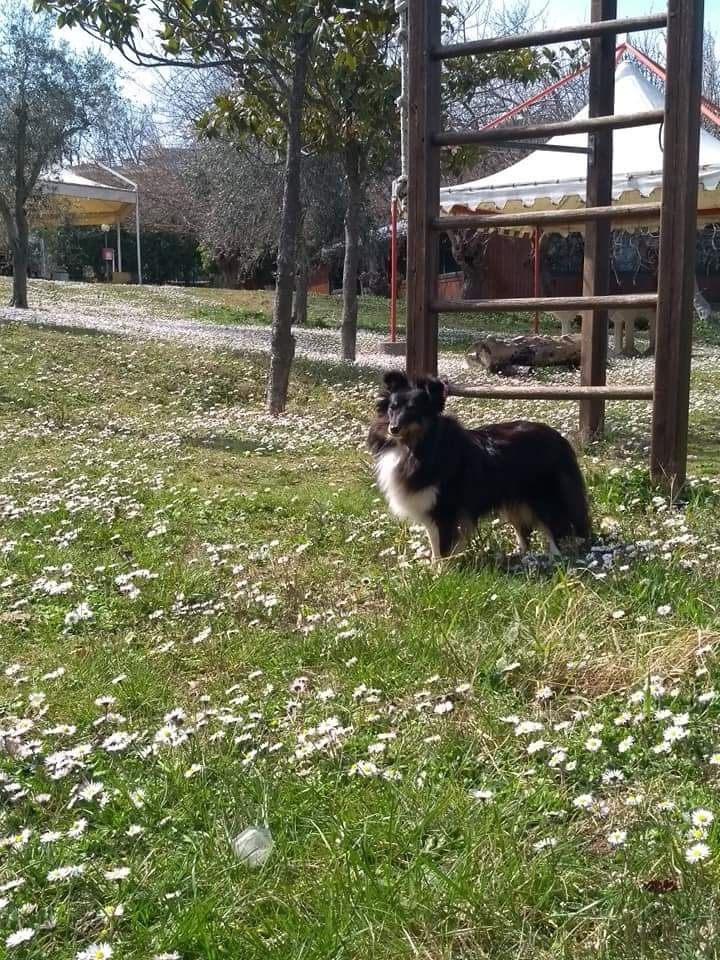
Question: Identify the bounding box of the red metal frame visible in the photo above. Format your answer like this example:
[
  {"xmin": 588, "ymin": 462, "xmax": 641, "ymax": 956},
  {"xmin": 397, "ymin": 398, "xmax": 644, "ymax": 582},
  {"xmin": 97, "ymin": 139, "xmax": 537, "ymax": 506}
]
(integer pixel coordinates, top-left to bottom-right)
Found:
[
  {"xmin": 479, "ymin": 63, "xmax": 589, "ymax": 132},
  {"xmin": 533, "ymin": 226, "xmax": 541, "ymax": 333},
  {"xmin": 623, "ymin": 41, "xmax": 720, "ymax": 128}
]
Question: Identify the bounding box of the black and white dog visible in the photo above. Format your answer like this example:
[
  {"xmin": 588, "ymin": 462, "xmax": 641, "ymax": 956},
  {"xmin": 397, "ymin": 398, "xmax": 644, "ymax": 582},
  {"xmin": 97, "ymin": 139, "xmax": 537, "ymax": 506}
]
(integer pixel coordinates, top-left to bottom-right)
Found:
[{"xmin": 368, "ymin": 370, "xmax": 591, "ymax": 561}]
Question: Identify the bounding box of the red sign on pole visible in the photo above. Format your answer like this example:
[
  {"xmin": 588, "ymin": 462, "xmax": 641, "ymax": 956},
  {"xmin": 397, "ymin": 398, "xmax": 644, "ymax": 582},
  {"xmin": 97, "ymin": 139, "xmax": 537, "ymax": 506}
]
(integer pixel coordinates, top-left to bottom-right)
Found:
[{"xmin": 101, "ymin": 247, "xmax": 114, "ymax": 261}]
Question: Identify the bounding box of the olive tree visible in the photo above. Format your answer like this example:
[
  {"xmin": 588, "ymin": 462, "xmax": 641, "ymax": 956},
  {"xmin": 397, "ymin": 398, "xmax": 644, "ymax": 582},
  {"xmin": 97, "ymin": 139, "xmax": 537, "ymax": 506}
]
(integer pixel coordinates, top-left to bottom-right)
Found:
[{"xmin": 0, "ymin": 3, "xmax": 116, "ymax": 307}]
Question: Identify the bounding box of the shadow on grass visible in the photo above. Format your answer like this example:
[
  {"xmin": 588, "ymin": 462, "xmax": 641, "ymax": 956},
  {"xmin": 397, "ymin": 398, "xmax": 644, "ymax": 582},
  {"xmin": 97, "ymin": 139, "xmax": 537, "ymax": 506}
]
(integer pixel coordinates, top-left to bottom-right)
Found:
[
  {"xmin": 0, "ymin": 317, "xmax": 124, "ymax": 340},
  {"xmin": 451, "ymin": 546, "xmax": 582, "ymax": 580}
]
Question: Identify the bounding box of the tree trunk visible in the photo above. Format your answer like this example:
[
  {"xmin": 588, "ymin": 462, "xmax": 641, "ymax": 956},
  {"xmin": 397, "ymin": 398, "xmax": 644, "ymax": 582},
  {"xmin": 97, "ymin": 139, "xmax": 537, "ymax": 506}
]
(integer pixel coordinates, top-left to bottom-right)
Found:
[
  {"xmin": 292, "ymin": 230, "xmax": 309, "ymax": 326},
  {"xmin": 359, "ymin": 239, "xmax": 388, "ymax": 296},
  {"xmin": 466, "ymin": 334, "xmax": 581, "ymax": 374},
  {"xmin": 217, "ymin": 256, "xmax": 238, "ymax": 288},
  {"xmin": 266, "ymin": 29, "xmax": 310, "ymax": 414},
  {"xmin": 10, "ymin": 203, "xmax": 29, "ymax": 309},
  {"xmin": 341, "ymin": 139, "xmax": 362, "ymax": 362},
  {"xmin": 448, "ymin": 228, "xmax": 486, "ymax": 299}
]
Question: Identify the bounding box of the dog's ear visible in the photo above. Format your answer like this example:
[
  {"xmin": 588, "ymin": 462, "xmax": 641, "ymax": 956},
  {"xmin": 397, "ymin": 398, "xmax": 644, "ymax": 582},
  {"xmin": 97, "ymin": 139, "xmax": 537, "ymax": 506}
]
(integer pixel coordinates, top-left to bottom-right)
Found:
[
  {"xmin": 383, "ymin": 370, "xmax": 409, "ymax": 393},
  {"xmin": 417, "ymin": 376, "xmax": 447, "ymax": 413}
]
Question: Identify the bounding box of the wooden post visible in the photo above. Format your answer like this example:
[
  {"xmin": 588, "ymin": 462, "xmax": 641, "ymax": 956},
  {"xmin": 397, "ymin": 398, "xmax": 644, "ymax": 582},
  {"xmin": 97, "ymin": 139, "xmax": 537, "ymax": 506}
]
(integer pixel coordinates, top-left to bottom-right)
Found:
[
  {"xmin": 579, "ymin": 0, "xmax": 617, "ymax": 441},
  {"xmin": 389, "ymin": 196, "xmax": 398, "ymax": 342},
  {"xmin": 651, "ymin": 0, "xmax": 704, "ymax": 489},
  {"xmin": 406, "ymin": 0, "xmax": 441, "ymax": 377}
]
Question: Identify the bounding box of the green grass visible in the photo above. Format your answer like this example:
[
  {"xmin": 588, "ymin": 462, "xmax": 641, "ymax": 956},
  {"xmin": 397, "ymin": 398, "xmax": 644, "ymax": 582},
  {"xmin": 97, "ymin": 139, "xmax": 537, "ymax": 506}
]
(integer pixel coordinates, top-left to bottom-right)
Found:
[
  {"xmin": 185, "ymin": 289, "xmax": 546, "ymax": 343},
  {"xmin": 1, "ymin": 303, "xmax": 720, "ymax": 959}
]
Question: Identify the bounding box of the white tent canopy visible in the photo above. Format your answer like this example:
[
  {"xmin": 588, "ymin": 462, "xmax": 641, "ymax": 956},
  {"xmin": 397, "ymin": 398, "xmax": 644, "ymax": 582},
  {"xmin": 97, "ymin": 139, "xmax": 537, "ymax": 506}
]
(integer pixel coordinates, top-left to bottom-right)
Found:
[
  {"xmin": 39, "ymin": 169, "xmax": 137, "ymax": 226},
  {"xmin": 439, "ymin": 60, "xmax": 720, "ymax": 228},
  {"xmin": 37, "ymin": 167, "xmax": 141, "ymax": 281}
]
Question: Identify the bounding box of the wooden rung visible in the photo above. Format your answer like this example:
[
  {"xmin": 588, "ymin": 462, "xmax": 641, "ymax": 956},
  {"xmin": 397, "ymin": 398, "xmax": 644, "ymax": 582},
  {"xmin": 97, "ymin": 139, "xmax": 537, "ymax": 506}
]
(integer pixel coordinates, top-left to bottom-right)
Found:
[
  {"xmin": 433, "ymin": 202, "xmax": 662, "ymax": 231},
  {"xmin": 500, "ymin": 141, "xmax": 590, "ymax": 155},
  {"xmin": 433, "ymin": 13, "xmax": 667, "ymax": 58},
  {"xmin": 433, "ymin": 294, "xmax": 658, "ymax": 313},
  {"xmin": 434, "ymin": 110, "xmax": 664, "ymax": 147},
  {"xmin": 447, "ymin": 384, "xmax": 653, "ymax": 401}
]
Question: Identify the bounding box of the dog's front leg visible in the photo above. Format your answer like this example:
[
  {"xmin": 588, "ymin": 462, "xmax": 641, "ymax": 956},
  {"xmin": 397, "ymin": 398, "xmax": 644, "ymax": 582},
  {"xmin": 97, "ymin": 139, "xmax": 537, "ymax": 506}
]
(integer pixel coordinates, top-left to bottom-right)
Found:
[
  {"xmin": 425, "ymin": 520, "xmax": 442, "ymax": 564},
  {"xmin": 426, "ymin": 513, "xmax": 462, "ymax": 565}
]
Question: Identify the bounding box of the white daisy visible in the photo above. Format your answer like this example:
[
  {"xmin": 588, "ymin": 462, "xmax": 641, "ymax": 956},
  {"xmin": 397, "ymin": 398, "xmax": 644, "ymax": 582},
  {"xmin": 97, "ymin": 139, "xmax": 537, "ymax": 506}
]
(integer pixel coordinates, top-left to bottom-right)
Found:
[
  {"xmin": 514, "ymin": 720, "xmax": 544, "ymax": 736},
  {"xmin": 532, "ymin": 837, "xmax": 557, "ymax": 851},
  {"xmin": 6, "ymin": 928, "xmax": 36, "ymax": 948},
  {"xmin": 469, "ymin": 788, "xmax": 494, "ymax": 801},
  {"xmin": 433, "ymin": 701, "xmax": 453, "ymax": 715},
  {"xmin": 663, "ymin": 725, "xmax": 689, "ymax": 744},
  {"xmin": 685, "ymin": 842, "xmax": 711, "ymax": 864},
  {"xmin": 601, "ymin": 768, "xmax": 625, "ymax": 784},
  {"xmin": 349, "ymin": 760, "xmax": 379, "ymax": 778},
  {"xmin": 48, "ymin": 864, "xmax": 85, "ymax": 881},
  {"xmin": 691, "ymin": 808, "xmax": 715, "ymax": 828},
  {"xmin": 76, "ymin": 943, "xmax": 113, "ymax": 960},
  {"xmin": 607, "ymin": 829, "xmax": 627, "ymax": 847}
]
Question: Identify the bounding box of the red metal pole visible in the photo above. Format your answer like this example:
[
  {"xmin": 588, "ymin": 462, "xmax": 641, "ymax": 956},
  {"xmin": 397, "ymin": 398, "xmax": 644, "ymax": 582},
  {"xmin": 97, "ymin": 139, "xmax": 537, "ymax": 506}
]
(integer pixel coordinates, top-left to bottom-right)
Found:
[
  {"xmin": 533, "ymin": 226, "xmax": 540, "ymax": 333},
  {"xmin": 480, "ymin": 62, "xmax": 590, "ymax": 132},
  {"xmin": 390, "ymin": 195, "xmax": 398, "ymax": 342}
]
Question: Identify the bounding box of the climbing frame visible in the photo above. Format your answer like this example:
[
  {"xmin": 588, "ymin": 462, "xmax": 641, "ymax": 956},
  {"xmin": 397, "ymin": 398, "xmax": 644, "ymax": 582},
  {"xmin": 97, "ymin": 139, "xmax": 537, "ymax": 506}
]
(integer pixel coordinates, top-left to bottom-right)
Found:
[{"xmin": 405, "ymin": 0, "xmax": 705, "ymax": 487}]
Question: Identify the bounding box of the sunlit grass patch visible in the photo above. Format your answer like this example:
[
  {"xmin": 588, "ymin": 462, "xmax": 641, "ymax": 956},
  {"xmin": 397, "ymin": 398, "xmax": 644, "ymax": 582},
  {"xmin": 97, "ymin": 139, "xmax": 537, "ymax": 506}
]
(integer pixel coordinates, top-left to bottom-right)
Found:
[{"xmin": 0, "ymin": 312, "xmax": 719, "ymax": 959}]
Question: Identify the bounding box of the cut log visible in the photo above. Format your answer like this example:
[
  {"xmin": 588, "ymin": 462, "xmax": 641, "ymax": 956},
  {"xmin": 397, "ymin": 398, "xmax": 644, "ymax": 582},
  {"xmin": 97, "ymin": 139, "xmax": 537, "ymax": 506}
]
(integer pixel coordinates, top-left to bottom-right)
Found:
[{"xmin": 466, "ymin": 334, "xmax": 582, "ymax": 374}]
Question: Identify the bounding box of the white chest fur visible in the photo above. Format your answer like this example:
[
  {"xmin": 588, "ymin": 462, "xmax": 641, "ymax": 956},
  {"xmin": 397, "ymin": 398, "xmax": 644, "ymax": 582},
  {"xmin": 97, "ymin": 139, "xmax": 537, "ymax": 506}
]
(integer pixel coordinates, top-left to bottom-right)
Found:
[{"xmin": 375, "ymin": 449, "xmax": 438, "ymax": 525}]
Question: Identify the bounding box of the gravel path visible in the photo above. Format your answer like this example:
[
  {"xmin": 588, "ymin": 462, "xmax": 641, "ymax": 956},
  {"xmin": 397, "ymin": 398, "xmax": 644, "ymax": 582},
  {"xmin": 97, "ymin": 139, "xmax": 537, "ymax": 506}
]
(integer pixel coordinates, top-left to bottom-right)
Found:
[
  {"xmin": 2, "ymin": 280, "xmax": 718, "ymax": 389},
  {"xmin": 0, "ymin": 300, "xmax": 472, "ymax": 381}
]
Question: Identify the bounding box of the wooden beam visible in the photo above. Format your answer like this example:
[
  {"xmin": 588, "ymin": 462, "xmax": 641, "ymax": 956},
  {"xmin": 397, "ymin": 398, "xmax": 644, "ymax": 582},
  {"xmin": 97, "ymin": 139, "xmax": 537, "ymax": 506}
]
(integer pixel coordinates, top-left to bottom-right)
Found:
[
  {"xmin": 651, "ymin": 0, "xmax": 704, "ymax": 489},
  {"xmin": 579, "ymin": 0, "xmax": 617, "ymax": 441},
  {"xmin": 406, "ymin": 0, "xmax": 441, "ymax": 378},
  {"xmin": 433, "ymin": 13, "xmax": 667, "ymax": 58},
  {"xmin": 447, "ymin": 384, "xmax": 653, "ymax": 400},
  {"xmin": 434, "ymin": 293, "xmax": 657, "ymax": 313},
  {"xmin": 433, "ymin": 202, "xmax": 662, "ymax": 231},
  {"xmin": 434, "ymin": 110, "xmax": 663, "ymax": 147},
  {"xmin": 494, "ymin": 141, "xmax": 590, "ymax": 154}
]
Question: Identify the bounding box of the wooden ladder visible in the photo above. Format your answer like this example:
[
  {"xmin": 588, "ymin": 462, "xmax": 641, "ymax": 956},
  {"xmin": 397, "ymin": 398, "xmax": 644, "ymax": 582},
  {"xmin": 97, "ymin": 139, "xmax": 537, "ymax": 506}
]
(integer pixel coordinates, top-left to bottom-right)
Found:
[{"xmin": 406, "ymin": 0, "xmax": 705, "ymax": 487}]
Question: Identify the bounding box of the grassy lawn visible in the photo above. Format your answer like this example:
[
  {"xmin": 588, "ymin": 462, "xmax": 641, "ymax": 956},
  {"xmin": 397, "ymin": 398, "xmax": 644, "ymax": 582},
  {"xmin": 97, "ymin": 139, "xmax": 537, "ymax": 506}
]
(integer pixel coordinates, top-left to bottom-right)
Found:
[
  {"xmin": 184, "ymin": 288, "xmax": 549, "ymax": 346},
  {"xmin": 1, "ymin": 309, "xmax": 720, "ymax": 959}
]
